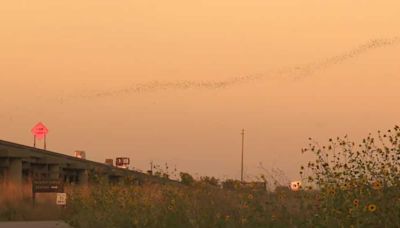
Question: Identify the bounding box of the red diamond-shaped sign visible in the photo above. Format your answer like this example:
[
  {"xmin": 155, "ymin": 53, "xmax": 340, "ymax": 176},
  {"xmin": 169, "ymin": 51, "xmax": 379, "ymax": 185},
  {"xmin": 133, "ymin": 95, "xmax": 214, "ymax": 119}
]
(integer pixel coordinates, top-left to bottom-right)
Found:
[{"xmin": 31, "ymin": 122, "xmax": 49, "ymax": 140}]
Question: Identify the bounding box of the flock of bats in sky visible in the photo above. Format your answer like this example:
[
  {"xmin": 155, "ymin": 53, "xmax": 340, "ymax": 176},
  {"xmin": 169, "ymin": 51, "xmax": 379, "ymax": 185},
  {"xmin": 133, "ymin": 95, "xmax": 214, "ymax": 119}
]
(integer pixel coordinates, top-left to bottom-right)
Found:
[
  {"xmin": 1, "ymin": 37, "xmax": 399, "ymax": 120},
  {"xmin": 76, "ymin": 37, "xmax": 399, "ymax": 100}
]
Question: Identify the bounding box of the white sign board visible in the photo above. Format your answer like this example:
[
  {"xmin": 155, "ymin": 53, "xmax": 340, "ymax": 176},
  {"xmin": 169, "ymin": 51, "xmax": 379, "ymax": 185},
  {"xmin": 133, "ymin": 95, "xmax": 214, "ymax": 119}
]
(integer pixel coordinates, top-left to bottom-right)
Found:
[{"xmin": 56, "ymin": 193, "xmax": 67, "ymax": 205}]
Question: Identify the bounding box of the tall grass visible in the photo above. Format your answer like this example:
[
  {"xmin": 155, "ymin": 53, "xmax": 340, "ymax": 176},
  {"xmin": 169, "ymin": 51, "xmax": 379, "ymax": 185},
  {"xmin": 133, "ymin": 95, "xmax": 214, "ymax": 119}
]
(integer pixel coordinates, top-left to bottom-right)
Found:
[{"xmin": 63, "ymin": 180, "xmax": 315, "ymax": 228}]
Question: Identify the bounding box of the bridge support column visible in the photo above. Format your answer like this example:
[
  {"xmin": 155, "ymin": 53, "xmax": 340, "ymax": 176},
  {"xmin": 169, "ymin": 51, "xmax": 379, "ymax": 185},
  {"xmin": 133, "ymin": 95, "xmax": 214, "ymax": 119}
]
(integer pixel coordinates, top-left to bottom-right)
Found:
[
  {"xmin": 49, "ymin": 165, "xmax": 60, "ymax": 180},
  {"xmin": 78, "ymin": 170, "xmax": 88, "ymax": 186},
  {"xmin": 0, "ymin": 168, "xmax": 5, "ymax": 188},
  {"xmin": 9, "ymin": 158, "xmax": 22, "ymax": 186}
]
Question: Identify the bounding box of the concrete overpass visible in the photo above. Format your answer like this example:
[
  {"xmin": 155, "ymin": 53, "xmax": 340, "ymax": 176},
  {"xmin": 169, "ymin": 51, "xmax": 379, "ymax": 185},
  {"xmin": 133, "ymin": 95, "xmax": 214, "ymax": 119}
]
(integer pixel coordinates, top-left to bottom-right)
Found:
[{"xmin": 0, "ymin": 139, "xmax": 171, "ymax": 193}]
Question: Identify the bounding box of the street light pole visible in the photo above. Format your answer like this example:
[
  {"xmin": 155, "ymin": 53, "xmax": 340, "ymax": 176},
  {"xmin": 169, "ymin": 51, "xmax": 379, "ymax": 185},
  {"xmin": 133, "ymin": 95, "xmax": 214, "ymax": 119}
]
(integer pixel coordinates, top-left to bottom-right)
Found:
[{"xmin": 241, "ymin": 129, "xmax": 245, "ymax": 182}]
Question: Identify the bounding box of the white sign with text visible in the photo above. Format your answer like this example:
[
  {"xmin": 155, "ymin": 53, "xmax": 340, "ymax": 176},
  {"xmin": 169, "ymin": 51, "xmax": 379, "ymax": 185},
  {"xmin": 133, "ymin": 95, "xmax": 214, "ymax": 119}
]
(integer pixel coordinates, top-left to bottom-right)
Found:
[{"xmin": 56, "ymin": 193, "xmax": 67, "ymax": 205}]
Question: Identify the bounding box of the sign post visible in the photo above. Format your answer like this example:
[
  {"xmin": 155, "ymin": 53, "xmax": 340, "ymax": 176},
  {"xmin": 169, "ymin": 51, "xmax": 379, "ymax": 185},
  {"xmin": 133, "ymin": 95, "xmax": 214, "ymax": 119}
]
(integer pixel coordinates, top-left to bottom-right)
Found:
[{"xmin": 31, "ymin": 122, "xmax": 49, "ymax": 150}]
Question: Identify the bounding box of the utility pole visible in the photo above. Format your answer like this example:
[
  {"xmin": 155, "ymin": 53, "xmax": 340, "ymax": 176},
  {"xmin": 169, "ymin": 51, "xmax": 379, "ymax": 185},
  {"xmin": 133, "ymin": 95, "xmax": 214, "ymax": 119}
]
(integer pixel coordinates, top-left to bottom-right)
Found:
[{"xmin": 241, "ymin": 129, "xmax": 245, "ymax": 182}]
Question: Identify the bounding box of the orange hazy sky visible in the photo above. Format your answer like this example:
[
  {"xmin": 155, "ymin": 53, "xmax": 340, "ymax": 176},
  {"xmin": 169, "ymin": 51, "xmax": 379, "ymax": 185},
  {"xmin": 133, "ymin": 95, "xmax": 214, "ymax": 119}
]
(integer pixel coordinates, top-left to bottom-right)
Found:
[{"xmin": 1, "ymin": 0, "xmax": 399, "ymax": 181}]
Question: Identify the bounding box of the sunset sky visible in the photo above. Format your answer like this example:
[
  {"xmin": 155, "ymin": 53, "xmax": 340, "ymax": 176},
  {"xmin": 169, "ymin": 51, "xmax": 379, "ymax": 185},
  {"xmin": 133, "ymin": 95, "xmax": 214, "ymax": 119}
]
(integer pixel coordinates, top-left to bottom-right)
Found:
[{"xmin": 1, "ymin": 0, "xmax": 399, "ymax": 181}]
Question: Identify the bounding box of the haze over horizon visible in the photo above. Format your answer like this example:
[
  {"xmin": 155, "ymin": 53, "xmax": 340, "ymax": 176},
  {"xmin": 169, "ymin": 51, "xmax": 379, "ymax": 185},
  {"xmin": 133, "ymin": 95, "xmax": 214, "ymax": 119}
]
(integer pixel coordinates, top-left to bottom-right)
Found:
[{"xmin": 1, "ymin": 0, "xmax": 400, "ymax": 181}]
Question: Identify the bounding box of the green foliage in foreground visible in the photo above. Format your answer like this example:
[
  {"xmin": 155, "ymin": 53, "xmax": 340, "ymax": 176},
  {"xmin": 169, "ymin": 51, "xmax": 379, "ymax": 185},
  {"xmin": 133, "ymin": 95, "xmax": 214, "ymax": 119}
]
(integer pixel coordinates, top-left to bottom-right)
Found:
[{"xmin": 298, "ymin": 125, "xmax": 400, "ymax": 227}]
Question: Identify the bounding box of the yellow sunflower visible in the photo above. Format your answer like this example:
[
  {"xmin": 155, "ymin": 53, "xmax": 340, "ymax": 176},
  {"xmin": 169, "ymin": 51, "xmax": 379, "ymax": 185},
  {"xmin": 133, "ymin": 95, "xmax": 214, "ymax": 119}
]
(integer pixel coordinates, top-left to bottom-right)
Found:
[
  {"xmin": 348, "ymin": 208, "xmax": 354, "ymax": 214},
  {"xmin": 341, "ymin": 182, "xmax": 351, "ymax": 190},
  {"xmin": 248, "ymin": 194, "xmax": 254, "ymax": 200},
  {"xmin": 367, "ymin": 204, "xmax": 377, "ymax": 212},
  {"xmin": 372, "ymin": 181, "xmax": 383, "ymax": 190},
  {"xmin": 328, "ymin": 188, "xmax": 336, "ymax": 195},
  {"xmin": 353, "ymin": 199, "xmax": 360, "ymax": 207}
]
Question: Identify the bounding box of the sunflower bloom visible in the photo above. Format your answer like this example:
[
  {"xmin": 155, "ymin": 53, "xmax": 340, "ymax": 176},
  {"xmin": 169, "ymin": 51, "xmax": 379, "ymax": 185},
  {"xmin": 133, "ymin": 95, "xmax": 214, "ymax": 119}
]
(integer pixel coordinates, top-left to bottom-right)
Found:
[
  {"xmin": 341, "ymin": 182, "xmax": 351, "ymax": 190},
  {"xmin": 372, "ymin": 181, "xmax": 383, "ymax": 190},
  {"xmin": 328, "ymin": 188, "xmax": 336, "ymax": 195},
  {"xmin": 353, "ymin": 199, "xmax": 360, "ymax": 207},
  {"xmin": 248, "ymin": 194, "xmax": 254, "ymax": 200},
  {"xmin": 367, "ymin": 204, "xmax": 377, "ymax": 212}
]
